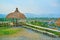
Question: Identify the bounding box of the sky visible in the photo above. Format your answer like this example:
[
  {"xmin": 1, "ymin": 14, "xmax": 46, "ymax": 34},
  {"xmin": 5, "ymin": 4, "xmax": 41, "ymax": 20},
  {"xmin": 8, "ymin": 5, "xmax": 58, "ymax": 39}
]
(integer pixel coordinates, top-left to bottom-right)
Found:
[{"xmin": 0, "ymin": 0, "xmax": 60, "ymax": 17}]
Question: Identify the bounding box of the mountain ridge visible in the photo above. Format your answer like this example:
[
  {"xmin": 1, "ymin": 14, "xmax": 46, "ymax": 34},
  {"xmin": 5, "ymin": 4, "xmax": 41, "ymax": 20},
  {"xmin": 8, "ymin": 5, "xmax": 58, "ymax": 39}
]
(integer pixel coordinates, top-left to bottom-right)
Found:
[{"xmin": 0, "ymin": 13, "xmax": 60, "ymax": 18}]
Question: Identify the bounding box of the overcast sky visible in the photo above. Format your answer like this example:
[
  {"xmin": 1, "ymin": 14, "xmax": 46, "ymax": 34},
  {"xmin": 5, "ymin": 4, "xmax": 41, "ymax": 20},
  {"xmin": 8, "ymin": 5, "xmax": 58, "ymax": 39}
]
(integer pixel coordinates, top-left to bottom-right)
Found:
[{"xmin": 0, "ymin": 0, "xmax": 60, "ymax": 17}]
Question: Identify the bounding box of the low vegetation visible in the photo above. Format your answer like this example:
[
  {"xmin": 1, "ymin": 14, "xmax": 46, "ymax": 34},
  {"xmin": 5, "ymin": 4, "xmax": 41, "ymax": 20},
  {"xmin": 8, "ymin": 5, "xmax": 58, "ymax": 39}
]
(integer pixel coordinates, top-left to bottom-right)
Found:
[
  {"xmin": 0, "ymin": 27, "xmax": 23, "ymax": 36},
  {"xmin": 24, "ymin": 23, "xmax": 60, "ymax": 37}
]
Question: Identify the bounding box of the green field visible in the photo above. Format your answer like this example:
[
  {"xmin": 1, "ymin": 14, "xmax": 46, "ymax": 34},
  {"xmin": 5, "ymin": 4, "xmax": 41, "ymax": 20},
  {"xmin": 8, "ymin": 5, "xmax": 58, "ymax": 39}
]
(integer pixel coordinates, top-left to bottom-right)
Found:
[{"xmin": 0, "ymin": 27, "xmax": 23, "ymax": 36}]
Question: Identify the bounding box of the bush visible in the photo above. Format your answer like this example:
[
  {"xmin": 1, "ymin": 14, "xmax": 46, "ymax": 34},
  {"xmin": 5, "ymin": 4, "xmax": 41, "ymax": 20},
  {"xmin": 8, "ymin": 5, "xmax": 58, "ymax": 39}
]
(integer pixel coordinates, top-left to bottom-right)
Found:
[
  {"xmin": 0, "ymin": 23, "xmax": 11, "ymax": 27},
  {"xmin": 0, "ymin": 27, "xmax": 22, "ymax": 36}
]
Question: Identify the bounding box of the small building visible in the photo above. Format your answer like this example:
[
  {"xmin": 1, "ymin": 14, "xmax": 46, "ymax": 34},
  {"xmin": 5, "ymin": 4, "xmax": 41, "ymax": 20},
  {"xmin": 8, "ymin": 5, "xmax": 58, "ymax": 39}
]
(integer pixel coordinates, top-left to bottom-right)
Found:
[{"xmin": 6, "ymin": 8, "xmax": 26, "ymax": 26}]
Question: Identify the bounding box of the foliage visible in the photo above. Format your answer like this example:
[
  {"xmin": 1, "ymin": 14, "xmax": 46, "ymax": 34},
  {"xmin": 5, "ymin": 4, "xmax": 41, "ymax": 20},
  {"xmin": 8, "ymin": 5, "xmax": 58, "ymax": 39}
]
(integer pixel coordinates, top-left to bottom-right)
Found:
[
  {"xmin": 0, "ymin": 27, "xmax": 22, "ymax": 36},
  {"xmin": 30, "ymin": 21, "xmax": 48, "ymax": 28},
  {"xmin": 0, "ymin": 23, "xmax": 11, "ymax": 27}
]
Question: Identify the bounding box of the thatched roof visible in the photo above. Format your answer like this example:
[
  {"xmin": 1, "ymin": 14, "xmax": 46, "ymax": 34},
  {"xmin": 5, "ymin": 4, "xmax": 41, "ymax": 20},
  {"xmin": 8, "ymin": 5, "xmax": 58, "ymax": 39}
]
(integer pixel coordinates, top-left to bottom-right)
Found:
[
  {"xmin": 55, "ymin": 18, "xmax": 60, "ymax": 26},
  {"xmin": 6, "ymin": 8, "xmax": 26, "ymax": 19}
]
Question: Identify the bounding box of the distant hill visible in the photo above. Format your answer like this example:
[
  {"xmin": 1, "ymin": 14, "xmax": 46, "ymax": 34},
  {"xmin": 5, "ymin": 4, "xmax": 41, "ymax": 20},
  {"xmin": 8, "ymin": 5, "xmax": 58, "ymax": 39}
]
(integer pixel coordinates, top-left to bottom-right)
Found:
[
  {"xmin": 0, "ymin": 13, "xmax": 36, "ymax": 18},
  {"xmin": 24, "ymin": 13, "xmax": 38, "ymax": 18},
  {"xmin": 0, "ymin": 14, "xmax": 6, "ymax": 18},
  {"xmin": 0, "ymin": 13, "xmax": 60, "ymax": 18},
  {"xmin": 24, "ymin": 13, "xmax": 60, "ymax": 18}
]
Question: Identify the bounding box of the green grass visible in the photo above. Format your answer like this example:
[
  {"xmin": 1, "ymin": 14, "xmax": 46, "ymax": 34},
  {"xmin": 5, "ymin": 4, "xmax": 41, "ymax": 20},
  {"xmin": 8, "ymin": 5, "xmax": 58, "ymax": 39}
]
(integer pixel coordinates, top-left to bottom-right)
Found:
[
  {"xmin": 29, "ymin": 21, "xmax": 49, "ymax": 28},
  {"xmin": 45, "ymin": 30, "xmax": 60, "ymax": 37},
  {"xmin": 0, "ymin": 27, "xmax": 22, "ymax": 36}
]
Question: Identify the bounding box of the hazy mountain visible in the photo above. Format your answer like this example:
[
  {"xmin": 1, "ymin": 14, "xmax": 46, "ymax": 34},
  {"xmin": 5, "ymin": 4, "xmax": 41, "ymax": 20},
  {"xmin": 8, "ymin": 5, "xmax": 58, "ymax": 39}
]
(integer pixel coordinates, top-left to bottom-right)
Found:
[
  {"xmin": 0, "ymin": 14, "xmax": 6, "ymax": 18},
  {"xmin": 24, "ymin": 13, "xmax": 60, "ymax": 18},
  {"xmin": 24, "ymin": 13, "xmax": 38, "ymax": 18},
  {"xmin": 0, "ymin": 13, "xmax": 36, "ymax": 18},
  {"xmin": 0, "ymin": 13, "xmax": 60, "ymax": 18}
]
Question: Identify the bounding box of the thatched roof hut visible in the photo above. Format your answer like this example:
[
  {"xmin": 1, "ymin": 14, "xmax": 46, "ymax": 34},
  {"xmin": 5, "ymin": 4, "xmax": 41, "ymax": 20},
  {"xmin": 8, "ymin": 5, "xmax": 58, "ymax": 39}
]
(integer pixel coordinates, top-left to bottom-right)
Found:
[{"xmin": 6, "ymin": 8, "xmax": 26, "ymax": 19}]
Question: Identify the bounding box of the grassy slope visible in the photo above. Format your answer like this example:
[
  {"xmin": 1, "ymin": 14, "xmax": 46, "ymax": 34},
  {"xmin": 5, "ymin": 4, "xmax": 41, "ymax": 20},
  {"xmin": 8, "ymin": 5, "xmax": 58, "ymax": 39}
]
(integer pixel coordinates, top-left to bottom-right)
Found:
[
  {"xmin": 0, "ymin": 27, "xmax": 23, "ymax": 36},
  {"xmin": 24, "ymin": 23, "xmax": 60, "ymax": 37}
]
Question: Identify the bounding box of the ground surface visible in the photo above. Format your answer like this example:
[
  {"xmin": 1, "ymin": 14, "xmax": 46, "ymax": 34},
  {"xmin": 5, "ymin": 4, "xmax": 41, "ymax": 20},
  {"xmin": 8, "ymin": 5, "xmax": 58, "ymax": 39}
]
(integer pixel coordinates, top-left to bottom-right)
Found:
[{"xmin": 0, "ymin": 27, "xmax": 60, "ymax": 40}]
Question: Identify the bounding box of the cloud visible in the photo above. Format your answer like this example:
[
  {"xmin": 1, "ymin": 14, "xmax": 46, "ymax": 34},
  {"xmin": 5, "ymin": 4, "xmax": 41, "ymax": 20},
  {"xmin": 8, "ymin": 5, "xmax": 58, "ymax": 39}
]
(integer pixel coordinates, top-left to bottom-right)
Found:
[
  {"xmin": 50, "ymin": 2, "xmax": 58, "ymax": 7},
  {"xmin": 0, "ymin": 0, "xmax": 59, "ymax": 15},
  {"xmin": 0, "ymin": 4, "xmax": 16, "ymax": 14},
  {"xmin": 52, "ymin": 3, "xmax": 58, "ymax": 7}
]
